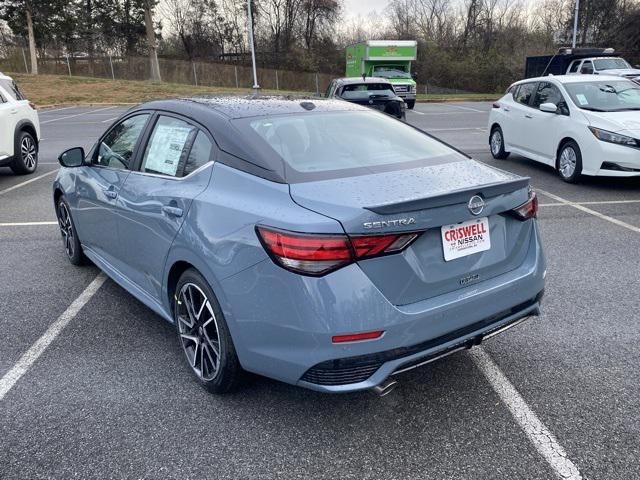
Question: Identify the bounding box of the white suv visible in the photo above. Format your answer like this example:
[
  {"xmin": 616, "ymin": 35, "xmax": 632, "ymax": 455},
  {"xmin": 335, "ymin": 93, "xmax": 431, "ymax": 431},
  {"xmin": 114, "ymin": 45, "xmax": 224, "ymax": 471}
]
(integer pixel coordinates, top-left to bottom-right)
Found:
[{"xmin": 0, "ymin": 72, "xmax": 40, "ymax": 174}]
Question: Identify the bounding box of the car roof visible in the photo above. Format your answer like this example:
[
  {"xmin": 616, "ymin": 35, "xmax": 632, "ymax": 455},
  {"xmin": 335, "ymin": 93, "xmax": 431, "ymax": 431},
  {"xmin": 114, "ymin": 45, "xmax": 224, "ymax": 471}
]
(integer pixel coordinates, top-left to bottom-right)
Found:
[
  {"xmin": 334, "ymin": 77, "xmax": 392, "ymax": 85},
  {"xmin": 140, "ymin": 95, "xmax": 367, "ymax": 120},
  {"xmin": 513, "ymin": 74, "xmax": 630, "ymax": 86},
  {"xmin": 127, "ymin": 95, "xmax": 371, "ymax": 183},
  {"xmin": 0, "ymin": 72, "xmax": 12, "ymax": 80}
]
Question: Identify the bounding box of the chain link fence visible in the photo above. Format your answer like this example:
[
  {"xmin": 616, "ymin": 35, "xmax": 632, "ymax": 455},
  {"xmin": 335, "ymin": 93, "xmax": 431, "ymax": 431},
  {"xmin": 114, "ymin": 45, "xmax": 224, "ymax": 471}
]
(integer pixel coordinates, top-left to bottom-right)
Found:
[{"xmin": 0, "ymin": 47, "xmax": 338, "ymax": 94}]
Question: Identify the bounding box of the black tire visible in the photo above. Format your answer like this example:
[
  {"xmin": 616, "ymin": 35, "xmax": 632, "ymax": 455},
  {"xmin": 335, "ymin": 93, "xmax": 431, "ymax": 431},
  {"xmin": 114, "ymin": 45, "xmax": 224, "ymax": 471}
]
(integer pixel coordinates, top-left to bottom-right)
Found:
[
  {"xmin": 174, "ymin": 269, "xmax": 242, "ymax": 394},
  {"xmin": 56, "ymin": 196, "xmax": 86, "ymax": 266},
  {"xmin": 489, "ymin": 126, "xmax": 510, "ymax": 159},
  {"xmin": 556, "ymin": 140, "xmax": 583, "ymax": 183},
  {"xmin": 10, "ymin": 130, "xmax": 38, "ymax": 175},
  {"xmin": 406, "ymin": 100, "xmax": 415, "ymax": 110}
]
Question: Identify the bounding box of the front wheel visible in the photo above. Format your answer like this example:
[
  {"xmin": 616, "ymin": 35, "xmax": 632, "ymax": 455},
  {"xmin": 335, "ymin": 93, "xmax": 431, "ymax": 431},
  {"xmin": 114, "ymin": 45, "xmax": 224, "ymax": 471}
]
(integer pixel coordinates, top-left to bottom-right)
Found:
[
  {"xmin": 557, "ymin": 141, "xmax": 582, "ymax": 183},
  {"xmin": 406, "ymin": 100, "xmax": 415, "ymax": 110},
  {"xmin": 10, "ymin": 131, "xmax": 38, "ymax": 175},
  {"xmin": 490, "ymin": 126, "xmax": 510, "ymax": 159},
  {"xmin": 175, "ymin": 269, "xmax": 242, "ymax": 394},
  {"xmin": 57, "ymin": 197, "xmax": 86, "ymax": 265}
]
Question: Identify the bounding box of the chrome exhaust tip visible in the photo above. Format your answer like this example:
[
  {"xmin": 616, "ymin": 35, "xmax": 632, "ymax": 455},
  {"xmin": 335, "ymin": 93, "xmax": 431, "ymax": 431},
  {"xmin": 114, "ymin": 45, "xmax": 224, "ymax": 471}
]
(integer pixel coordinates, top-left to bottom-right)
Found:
[{"xmin": 371, "ymin": 378, "xmax": 398, "ymax": 397}]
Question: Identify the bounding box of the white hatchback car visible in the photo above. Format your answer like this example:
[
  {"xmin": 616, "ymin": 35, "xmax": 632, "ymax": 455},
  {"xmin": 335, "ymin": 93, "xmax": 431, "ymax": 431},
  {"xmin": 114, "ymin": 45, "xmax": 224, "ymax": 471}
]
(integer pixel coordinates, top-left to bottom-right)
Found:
[
  {"xmin": 488, "ymin": 75, "xmax": 640, "ymax": 182},
  {"xmin": 0, "ymin": 72, "xmax": 40, "ymax": 175}
]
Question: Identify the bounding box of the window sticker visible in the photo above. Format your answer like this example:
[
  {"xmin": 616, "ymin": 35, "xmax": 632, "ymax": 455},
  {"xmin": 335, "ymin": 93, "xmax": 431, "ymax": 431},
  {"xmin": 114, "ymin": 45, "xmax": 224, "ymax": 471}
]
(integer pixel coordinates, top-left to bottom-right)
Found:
[
  {"xmin": 145, "ymin": 125, "xmax": 192, "ymax": 176},
  {"xmin": 575, "ymin": 93, "xmax": 589, "ymax": 106}
]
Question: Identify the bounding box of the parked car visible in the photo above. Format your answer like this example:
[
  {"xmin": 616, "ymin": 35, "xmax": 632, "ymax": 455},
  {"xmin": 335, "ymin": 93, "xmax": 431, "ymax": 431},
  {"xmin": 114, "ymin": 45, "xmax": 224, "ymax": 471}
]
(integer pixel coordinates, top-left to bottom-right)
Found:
[
  {"xmin": 0, "ymin": 72, "xmax": 40, "ymax": 175},
  {"xmin": 489, "ymin": 75, "xmax": 640, "ymax": 182},
  {"xmin": 326, "ymin": 77, "xmax": 406, "ymax": 119},
  {"xmin": 54, "ymin": 96, "xmax": 545, "ymax": 395}
]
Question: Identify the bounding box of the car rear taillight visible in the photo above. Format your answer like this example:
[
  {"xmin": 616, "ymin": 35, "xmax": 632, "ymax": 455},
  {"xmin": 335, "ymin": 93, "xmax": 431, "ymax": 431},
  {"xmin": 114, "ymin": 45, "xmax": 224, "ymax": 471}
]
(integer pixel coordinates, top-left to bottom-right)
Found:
[
  {"xmin": 256, "ymin": 227, "xmax": 420, "ymax": 276},
  {"xmin": 332, "ymin": 330, "xmax": 384, "ymax": 343},
  {"xmin": 511, "ymin": 191, "xmax": 538, "ymax": 220}
]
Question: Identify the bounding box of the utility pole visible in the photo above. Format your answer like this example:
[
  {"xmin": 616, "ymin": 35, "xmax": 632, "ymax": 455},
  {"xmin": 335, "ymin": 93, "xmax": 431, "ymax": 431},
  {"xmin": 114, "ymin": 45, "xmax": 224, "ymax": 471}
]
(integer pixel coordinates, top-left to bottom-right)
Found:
[
  {"xmin": 247, "ymin": 0, "xmax": 260, "ymax": 93},
  {"xmin": 25, "ymin": 1, "xmax": 37, "ymax": 74},
  {"xmin": 144, "ymin": 0, "xmax": 161, "ymax": 81},
  {"xmin": 572, "ymin": 0, "xmax": 580, "ymax": 48}
]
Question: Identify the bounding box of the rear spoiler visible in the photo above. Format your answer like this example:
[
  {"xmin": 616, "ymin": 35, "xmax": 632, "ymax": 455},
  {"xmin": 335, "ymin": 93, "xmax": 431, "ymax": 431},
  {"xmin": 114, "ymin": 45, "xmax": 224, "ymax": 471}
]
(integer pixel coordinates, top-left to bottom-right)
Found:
[{"xmin": 365, "ymin": 177, "xmax": 530, "ymax": 214}]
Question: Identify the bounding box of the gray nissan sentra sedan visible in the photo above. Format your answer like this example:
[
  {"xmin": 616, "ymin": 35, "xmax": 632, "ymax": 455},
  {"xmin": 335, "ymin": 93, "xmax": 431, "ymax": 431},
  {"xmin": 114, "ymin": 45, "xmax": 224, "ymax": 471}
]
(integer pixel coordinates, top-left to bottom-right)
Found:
[{"xmin": 53, "ymin": 96, "xmax": 545, "ymax": 395}]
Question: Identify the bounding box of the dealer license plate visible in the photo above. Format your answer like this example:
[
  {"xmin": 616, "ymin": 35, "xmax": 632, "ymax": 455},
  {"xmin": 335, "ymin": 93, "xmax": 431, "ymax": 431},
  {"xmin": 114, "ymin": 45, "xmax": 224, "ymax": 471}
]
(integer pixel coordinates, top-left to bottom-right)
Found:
[{"xmin": 441, "ymin": 217, "xmax": 491, "ymax": 261}]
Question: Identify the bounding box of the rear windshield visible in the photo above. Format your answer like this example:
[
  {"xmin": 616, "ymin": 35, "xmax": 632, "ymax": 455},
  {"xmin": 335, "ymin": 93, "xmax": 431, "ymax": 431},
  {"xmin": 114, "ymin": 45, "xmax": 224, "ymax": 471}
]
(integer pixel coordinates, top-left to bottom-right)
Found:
[
  {"xmin": 237, "ymin": 111, "xmax": 459, "ymax": 181},
  {"xmin": 564, "ymin": 80, "xmax": 640, "ymax": 112},
  {"xmin": 0, "ymin": 79, "xmax": 25, "ymax": 101},
  {"xmin": 340, "ymin": 83, "xmax": 396, "ymax": 100}
]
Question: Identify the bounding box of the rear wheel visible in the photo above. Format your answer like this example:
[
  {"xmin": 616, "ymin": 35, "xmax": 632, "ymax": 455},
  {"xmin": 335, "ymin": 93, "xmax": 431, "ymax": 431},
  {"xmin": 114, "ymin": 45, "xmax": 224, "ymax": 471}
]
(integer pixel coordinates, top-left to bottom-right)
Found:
[
  {"xmin": 406, "ymin": 100, "xmax": 415, "ymax": 110},
  {"xmin": 175, "ymin": 269, "xmax": 242, "ymax": 394},
  {"xmin": 10, "ymin": 131, "xmax": 38, "ymax": 175},
  {"xmin": 557, "ymin": 140, "xmax": 582, "ymax": 183},
  {"xmin": 490, "ymin": 126, "xmax": 509, "ymax": 159}
]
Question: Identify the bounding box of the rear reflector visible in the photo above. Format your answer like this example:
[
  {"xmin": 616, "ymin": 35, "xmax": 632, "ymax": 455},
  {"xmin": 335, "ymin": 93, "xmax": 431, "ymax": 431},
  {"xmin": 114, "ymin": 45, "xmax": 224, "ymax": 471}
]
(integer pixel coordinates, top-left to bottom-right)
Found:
[
  {"xmin": 511, "ymin": 191, "xmax": 538, "ymax": 220},
  {"xmin": 332, "ymin": 330, "xmax": 384, "ymax": 343},
  {"xmin": 256, "ymin": 227, "xmax": 420, "ymax": 276}
]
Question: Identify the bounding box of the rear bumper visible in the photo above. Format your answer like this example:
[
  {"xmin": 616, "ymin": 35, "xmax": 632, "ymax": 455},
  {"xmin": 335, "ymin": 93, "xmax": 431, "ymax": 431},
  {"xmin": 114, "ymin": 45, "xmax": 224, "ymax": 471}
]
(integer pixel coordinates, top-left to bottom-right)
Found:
[
  {"xmin": 299, "ymin": 291, "xmax": 542, "ymax": 392},
  {"xmin": 220, "ymin": 221, "xmax": 545, "ymax": 393}
]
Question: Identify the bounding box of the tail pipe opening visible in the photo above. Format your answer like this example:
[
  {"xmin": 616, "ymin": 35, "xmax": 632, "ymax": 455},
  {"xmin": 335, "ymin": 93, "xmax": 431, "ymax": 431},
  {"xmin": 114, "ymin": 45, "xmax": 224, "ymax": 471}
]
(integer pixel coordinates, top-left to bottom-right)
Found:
[{"xmin": 370, "ymin": 378, "xmax": 398, "ymax": 397}]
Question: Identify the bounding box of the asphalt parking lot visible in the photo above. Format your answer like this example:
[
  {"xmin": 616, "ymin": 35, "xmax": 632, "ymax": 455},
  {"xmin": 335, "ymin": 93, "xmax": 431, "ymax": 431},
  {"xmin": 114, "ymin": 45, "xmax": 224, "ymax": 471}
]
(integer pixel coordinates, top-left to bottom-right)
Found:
[{"xmin": 1, "ymin": 103, "xmax": 640, "ymax": 479}]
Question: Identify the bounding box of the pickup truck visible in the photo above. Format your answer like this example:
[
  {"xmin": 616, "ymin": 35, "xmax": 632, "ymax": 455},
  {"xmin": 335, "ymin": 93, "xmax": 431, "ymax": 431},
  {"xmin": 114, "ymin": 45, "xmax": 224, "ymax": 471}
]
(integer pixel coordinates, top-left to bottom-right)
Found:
[{"xmin": 525, "ymin": 48, "xmax": 640, "ymax": 83}]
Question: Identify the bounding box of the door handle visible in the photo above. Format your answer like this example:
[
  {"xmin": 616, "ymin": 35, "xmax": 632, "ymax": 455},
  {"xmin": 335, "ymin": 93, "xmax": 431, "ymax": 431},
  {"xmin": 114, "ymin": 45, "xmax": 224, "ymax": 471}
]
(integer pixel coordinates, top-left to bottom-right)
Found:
[
  {"xmin": 525, "ymin": 113, "xmax": 533, "ymax": 119},
  {"xmin": 10, "ymin": 109, "xmax": 17, "ymax": 114},
  {"xmin": 103, "ymin": 189, "xmax": 118, "ymax": 199},
  {"xmin": 162, "ymin": 205, "xmax": 183, "ymax": 217},
  {"xmin": 503, "ymin": 107, "xmax": 510, "ymax": 112}
]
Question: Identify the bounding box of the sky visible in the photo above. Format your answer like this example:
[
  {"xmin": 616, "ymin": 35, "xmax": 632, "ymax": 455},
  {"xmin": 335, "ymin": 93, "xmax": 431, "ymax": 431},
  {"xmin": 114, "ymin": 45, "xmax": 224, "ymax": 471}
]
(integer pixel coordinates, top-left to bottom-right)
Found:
[{"xmin": 343, "ymin": 0, "xmax": 390, "ymax": 17}]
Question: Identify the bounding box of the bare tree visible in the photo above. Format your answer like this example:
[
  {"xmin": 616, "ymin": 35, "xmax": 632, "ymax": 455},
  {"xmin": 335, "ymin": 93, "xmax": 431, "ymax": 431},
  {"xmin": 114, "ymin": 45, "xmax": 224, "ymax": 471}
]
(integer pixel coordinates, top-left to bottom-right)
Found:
[
  {"xmin": 25, "ymin": 0, "xmax": 36, "ymax": 73},
  {"xmin": 144, "ymin": 0, "xmax": 161, "ymax": 80}
]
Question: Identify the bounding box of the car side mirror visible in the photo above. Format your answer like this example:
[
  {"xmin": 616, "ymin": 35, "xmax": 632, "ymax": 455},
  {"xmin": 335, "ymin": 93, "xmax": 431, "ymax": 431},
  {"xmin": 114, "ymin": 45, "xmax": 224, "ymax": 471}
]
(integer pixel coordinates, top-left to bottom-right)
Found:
[
  {"xmin": 58, "ymin": 147, "xmax": 85, "ymax": 167},
  {"xmin": 539, "ymin": 102, "xmax": 558, "ymax": 114}
]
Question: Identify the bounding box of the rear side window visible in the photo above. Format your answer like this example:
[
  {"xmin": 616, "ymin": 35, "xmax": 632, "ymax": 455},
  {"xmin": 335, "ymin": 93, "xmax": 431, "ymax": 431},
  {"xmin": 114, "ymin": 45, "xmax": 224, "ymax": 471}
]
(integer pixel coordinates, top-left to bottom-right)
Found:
[
  {"xmin": 515, "ymin": 83, "xmax": 536, "ymax": 106},
  {"xmin": 569, "ymin": 61, "xmax": 580, "ymax": 73},
  {"xmin": 0, "ymin": 79, "xmax": 25, "ymax": 100},
  {"xmin": 141, "ymin": 116, "xmax": 198, "ymax": 177},
  {"xmin": 184, "ymin": 131, "xmax": 213, "ymax": 176}
]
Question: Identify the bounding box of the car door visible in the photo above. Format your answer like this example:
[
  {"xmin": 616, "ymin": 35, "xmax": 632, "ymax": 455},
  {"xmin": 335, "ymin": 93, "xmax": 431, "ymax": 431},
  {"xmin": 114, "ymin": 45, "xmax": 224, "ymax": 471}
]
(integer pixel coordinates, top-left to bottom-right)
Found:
[
  {"xmin": 0, "ymin": 89, "xmax": 13, "ymax": 161},
  {"xmin": 115, "ymin": 113, "xmax": 214, "ymax": 301},
  {"xmin": 508, "ymin": 81, "xmax": 538, "ymax": 150},
  {"xmin": 72, "ymin": 113, "xmax": 151, "ymax": 266},
  {"xmin": 526, "ymin": 81, "xmax": 572, "ymax": 163},
  {"xmin": 497, "ymin": 84, "xmax": 519, "ymax": 147}
]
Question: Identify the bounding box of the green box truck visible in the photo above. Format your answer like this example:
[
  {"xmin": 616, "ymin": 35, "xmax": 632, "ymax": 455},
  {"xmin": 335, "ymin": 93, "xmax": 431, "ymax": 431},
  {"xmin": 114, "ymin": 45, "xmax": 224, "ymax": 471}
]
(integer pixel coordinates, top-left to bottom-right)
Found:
[{"xmin": 345, "ymin": 40, "xmax": 417, "ymax": 109}]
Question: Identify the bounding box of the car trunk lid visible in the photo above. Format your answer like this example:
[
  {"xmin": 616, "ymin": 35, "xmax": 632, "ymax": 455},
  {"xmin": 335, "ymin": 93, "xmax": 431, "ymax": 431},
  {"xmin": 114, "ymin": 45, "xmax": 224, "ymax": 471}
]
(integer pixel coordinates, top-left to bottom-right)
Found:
[{"xmin": 289, "ymin": 159, "xmax": 533, "ymax": 305}]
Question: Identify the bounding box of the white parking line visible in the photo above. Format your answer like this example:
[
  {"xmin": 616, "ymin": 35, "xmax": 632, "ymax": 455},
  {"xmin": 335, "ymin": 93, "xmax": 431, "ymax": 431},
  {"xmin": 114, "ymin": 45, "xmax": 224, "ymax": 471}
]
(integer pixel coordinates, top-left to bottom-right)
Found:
[
  {"xmin": 0, "ymin": 273, "xmax": 107, "ymax": 401},
  {"xmin": 0, "ymin": 169, "xmax": 58, "ymax": 196},
  {"xmin": 537, "ymin": 188, "xmax": 640, "ymax": 233},
  {"xmin": 0, "ymin": 221, "xmax": 58, "ymax": 227},
  {"xmin": 408, "ymin": 109, "xmax": 425, "ymax": 115},
  {"xmin": 40, "ymin": 106, "xmax": 118, "ymax": 125},
  {"xmin": 429, "ymin": 127, "xmax": 487, "ymax": 132},
  {"xmin": 101, "ymin": 116, "xmax": 119, "ymax": 123},
  {"xmin": 444, "ymin": 103, "xmax": 487, "ymax": 113},
  {"xmin": 38, "ymin": 106, "xmax": 76, "ymax": 114},
  {"xmin": 540, "ymin": 199, "xmax": 640, "ymax": 207},
  {"xmin": 471, "ymin": 348, "xmax": 583, "ymax": 480}
]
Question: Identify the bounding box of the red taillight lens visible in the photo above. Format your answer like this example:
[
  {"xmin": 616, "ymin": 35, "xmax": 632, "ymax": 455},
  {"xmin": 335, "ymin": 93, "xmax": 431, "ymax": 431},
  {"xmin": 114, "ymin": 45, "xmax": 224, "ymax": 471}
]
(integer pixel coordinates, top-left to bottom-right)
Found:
[
  {"xmin": 256, "ymin": 227, "xmax": 420, "ymax": 276},
  {"xmin": 512, "ymin": 191, "xmax": 538, "ymax": 220},
  {"xmin": 332, "ymin": 330, "xmax": 384, "ymax": 343}
]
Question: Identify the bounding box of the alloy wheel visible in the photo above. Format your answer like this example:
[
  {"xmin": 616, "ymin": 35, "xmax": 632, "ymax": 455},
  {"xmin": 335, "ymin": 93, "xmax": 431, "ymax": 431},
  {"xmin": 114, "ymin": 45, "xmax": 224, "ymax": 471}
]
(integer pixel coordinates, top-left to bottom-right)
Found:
[
  {"xmin": 177, "ymin": 283, "xmax": 222, "ymax": 381},
  {"xmin": 490, "ymin": 130, "xmax": 503, "ymax": 156},
  {"xmin": 559, "ymin": 146, "xmax": 577, "ymax": 179},
  {"xmin": 21, "ymin": 136, "xmax": 37, "ymax": 170},
  {"xmin": 58, "ymin": 202, "xmax": 74, "ymax": 258}
]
